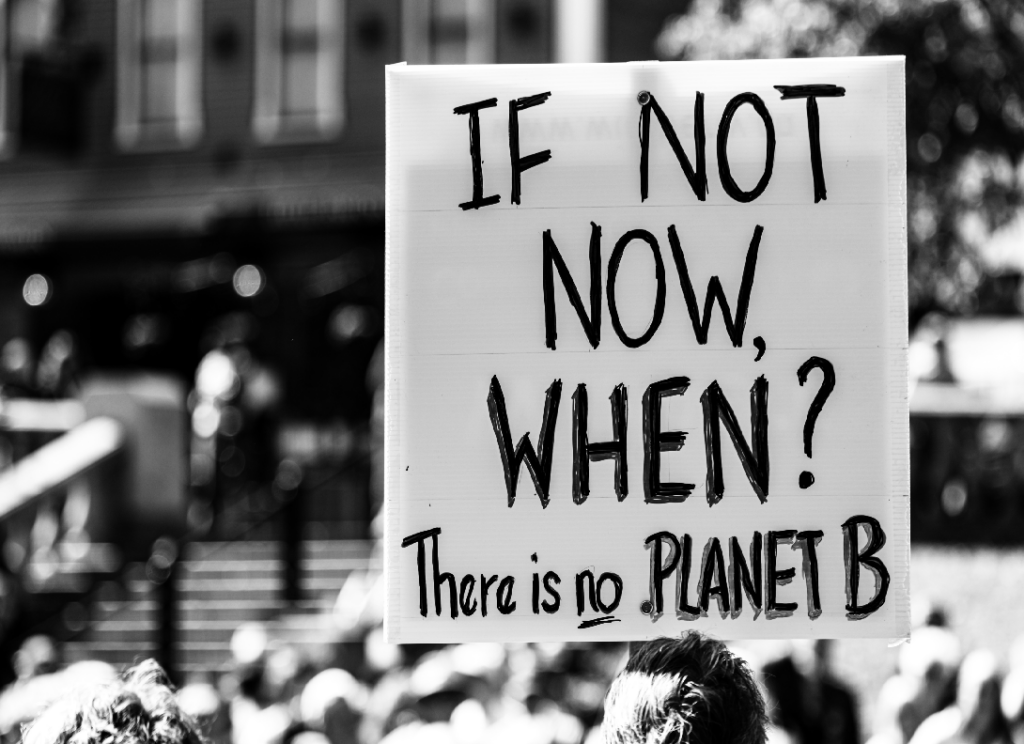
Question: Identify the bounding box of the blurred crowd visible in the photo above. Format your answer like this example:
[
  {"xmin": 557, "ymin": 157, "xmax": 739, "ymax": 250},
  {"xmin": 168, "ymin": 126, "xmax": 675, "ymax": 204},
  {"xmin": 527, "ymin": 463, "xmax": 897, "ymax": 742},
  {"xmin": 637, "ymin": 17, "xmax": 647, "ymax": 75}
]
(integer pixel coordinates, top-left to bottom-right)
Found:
[
  {"xmin": 2, "ymin": 588, "xmax": 1024, "ymax": 744},
  {"xmin": 748, "ymin": 601, "xmax": 1024, "ymax": 744},
  {"xmin": 0, "ymin": 568, "xmax": 623, "ymax": 744},
  {"xmin": 862, "ymin": 609, "xmax": 1024, "ymax": 744}
]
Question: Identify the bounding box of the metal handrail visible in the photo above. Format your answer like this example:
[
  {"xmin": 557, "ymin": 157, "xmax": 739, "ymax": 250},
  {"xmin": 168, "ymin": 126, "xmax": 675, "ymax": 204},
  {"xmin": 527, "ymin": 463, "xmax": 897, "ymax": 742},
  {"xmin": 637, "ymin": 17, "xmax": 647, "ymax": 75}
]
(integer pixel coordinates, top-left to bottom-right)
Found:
[
  {"xmin": 12, "ymin": 443, "xmax": 365, "ymax": 682},
  {"xmin": 0, "ymin": 417, "xmax": 125, "ymax": 521}
]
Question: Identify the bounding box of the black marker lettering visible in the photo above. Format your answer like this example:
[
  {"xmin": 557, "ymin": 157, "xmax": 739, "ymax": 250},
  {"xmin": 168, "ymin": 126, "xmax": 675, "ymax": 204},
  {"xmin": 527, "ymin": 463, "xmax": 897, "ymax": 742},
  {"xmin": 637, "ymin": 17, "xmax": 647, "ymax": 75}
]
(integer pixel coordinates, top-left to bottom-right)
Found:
[
  {"xmin": 797, "ymin": 356, "xmax": 836, "ymax": 461},
  {"xmin": 774, "ymin": 84, "xmax": 846, "ymax": 202},
  {"xmin": 400, "ymin": 528, "xmax": 457, "ymax": 618},
  {"xmin": 698, "ymin": 537, "xmax": 730, "ymax": 618},
  {"xmin": 401, "ymin": 528, "xmax": 441, "ymax": 618},
  {"xmin": 607, "ymin": 230, "xmax": 667, "ymax": 348},
  {"xmin": 729, "ymin": 532, "xmax": 763, "ymax": 619},
  {"xmin": 497, "ymin": 576, "xmax": 517, "ymax": 615},
  {"xmin": 509, "ymin": 92, "xmax": 552, "ymax": 205},
  {"xmin": 432, "ymin": 540, "xmax": 457, "ymax": 619},
  {"xmin": 576, "ymin": 570, "xmax": 596, "ymax": 616},
  {"xmin": 578, "ymin": 616, "xmax": 620, "ymax": 630},
  {"xmin": 459, "ymin": 575, "xmax": 478, "ymax": 616},
  {"xmin": 596, "ymin": 573, "xmax": 624, "ymax": 613},
  {"xmin": 638, "ymin": 91, "xmax": 708, "ymax": 202},
  {"xmin": 480, "ymin": 574, "xmax": 499, "ymax": 617},
  {"xmin": 843, "ymin": 515, "xmax": 890, "ymax": 619},
  {"xmin": 795, "ymin": 530, "xmax": 823, "ymax": 619},
  {"xmin": 543, "ymin": 224, "xmax": 602, "ymax": 350},
  {"xmin": 542, "ymin": 572, "xmax": 561, "ymax": 614},
  {"xmin": 717, "ymin": 93, "xmax": 775, "ymax": 203},
  {"xmin": 453, "ymin": 98, "xmax": 501, "ymax": 210},
  {"xmin": 676, "ymin": 534, "xmax": 700, "ymax": 620},
  {"xmin": 487, "ymin": 376, "xmax": 562, "ymax": 508},
  {"xmin": 573, "ymin": 383, "xmax": 628, "ymax": 503},
  {"xmin": 701, "ymin": 377, "xmax": 769, "ymax": 505},
  {"xmin": 766, "ymin": 530, "xmax": 797, "ymax": 619},
  {"xmin": 667, "ymin": 224, "xmax": 762, "ymax": 347},
  {"xmin": 645, "ymin": 531, "xmax": 681, "ymax": 619},
  {"xmin": 643, "ymin": 377, "xmax": 694, "ymax": 503}
]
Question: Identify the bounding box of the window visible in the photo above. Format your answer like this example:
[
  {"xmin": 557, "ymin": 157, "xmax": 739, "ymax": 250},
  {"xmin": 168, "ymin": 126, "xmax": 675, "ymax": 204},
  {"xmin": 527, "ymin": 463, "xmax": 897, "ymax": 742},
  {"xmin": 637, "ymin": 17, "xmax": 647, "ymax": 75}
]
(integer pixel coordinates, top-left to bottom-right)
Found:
[
  {"xmin": 403, "ymin": 0, "xmax": 495, "ymax": 65},
  {"xmin": 253, "ymin": 0, "xmax": 344, "ymax": 144},
  {"xmin": 116, "ymin": 0, "xmax": 202, "ymax": 150}
]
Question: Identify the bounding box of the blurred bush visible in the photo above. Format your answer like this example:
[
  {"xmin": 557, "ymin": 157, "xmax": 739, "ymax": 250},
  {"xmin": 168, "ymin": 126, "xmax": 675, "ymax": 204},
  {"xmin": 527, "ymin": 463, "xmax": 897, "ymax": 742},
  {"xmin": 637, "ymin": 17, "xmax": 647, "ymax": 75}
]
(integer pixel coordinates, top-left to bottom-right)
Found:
[{"xmin": 657, "ymin": 0, "xmax": 1024, "ymax": 327}]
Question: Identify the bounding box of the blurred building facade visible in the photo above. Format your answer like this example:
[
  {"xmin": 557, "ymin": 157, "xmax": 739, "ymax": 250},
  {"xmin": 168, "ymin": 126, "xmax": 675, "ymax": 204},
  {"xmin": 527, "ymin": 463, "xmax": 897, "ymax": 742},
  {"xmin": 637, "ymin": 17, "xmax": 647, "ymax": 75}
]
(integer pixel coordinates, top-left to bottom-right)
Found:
[
  {"xmin": 0, "ymin": 0, "xmax": 572, "ymax": 546},
  {"xmin": 0, "ymin": 0, "xmax": 399, "ymax": 542},
  {"xmin": 0, "ymin": 0, "xmax": 684, "ymax": 545},
  {"xmin": 4, "ymin": 0, "xmax": 1017, "ymax": 554}
]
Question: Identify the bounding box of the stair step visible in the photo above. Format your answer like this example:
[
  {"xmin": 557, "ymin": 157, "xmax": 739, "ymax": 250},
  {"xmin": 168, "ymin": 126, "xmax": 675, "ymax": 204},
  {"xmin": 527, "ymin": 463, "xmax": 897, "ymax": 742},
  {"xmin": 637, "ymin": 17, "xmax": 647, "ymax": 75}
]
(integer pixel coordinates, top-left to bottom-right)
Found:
[
  {"xmin": 126, "ymin": 580, "xmax": 156, "ymax": 595},
  {"xmin": 178, "ymin": 576, "xmax": 280, "ymax": 589},
  {"xmin": 178, "ymin": 556, "xmax": 376, "ymax": 570},
  {"xmin": 83, "ymin": 612, "xmax": 339, "ymax": 645},
  {"xmin": 178, "ymin": 568, "xmax": 283, "ymax": 582},
  {"xmin": 176, "ymin": 641, "xmax": 331, "ymax": 665},
  {"xmin": 175, "ymin": 599, "xmax": 326, "ymax": 622},
  {"xmin": 175, "ymin": 630, "xmax": 334, "ymax": 646},
  {"xmin": 174, "ymin": 560, "xmax": 376, "ymax": 584},
  {"xmin": 177, "ymin": 577, "xmax": 346, "ymax": 600},
  {"xmin": 176, "ymin": 590, "xmax": 280, "ymax": 603},
  {"xmin": 79, "ymin": 629, "xmax": 156, "ymax": 645},
  {"xmin": 92, "ymin": 605, "xmax": 156, "ymax": 622},
  {"xmin": 84, "ymin": 600, "xmax": 331, "ymax": 628},
  {"xmin": 177, "ymin": 615, "xmax": 336, "ymax": 633},
  {"xmin": 64, "ymin": 640, "xmax": 158, "ymax": 658},
  {"xmin": 182, "ymin": 540, "xmax": 375, "ymax": 561},
  {"xmin": 301, "ymin": 557, "xmax": 382, "ymax": 574},
  {"xmin": 89, "ymin": 620, "xmax": 158, "ymax": 632},
  {"xmin": 67, "ymin": 540, "xmax": 374, "ymax": 676}
]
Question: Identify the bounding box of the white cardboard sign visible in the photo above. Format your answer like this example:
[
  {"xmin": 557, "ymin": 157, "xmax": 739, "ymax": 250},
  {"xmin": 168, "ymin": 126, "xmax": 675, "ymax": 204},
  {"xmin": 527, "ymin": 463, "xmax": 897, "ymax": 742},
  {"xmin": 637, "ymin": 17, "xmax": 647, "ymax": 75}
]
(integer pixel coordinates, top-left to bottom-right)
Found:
[{"xmin": 385, "ymin": 58, "xmax": 908, "ymax": 643}]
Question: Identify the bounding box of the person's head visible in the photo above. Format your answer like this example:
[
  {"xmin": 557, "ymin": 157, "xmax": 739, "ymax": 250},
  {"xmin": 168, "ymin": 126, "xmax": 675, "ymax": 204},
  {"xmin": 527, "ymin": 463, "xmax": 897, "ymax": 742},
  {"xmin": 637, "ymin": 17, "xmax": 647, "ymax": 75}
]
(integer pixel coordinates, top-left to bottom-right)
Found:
[
  {"xmin": 22, "ymin": 659, "xmax": 204, "ymax": 744},
  {"xmin": 602, "ymin": 634, "xmax": 767, "ymax": 744},
  {"xmin": 14, "ymin": 635, "xmax": 59, "ymax": 680}
]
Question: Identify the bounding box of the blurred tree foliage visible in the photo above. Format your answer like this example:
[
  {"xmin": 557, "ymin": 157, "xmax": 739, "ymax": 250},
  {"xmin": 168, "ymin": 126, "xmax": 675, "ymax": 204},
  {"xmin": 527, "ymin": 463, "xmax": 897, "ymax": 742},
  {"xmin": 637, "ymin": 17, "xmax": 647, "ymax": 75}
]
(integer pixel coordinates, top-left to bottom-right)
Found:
[{"xmin": 657, "ymin": 0, "xmax": 1024, "ymax": 327}]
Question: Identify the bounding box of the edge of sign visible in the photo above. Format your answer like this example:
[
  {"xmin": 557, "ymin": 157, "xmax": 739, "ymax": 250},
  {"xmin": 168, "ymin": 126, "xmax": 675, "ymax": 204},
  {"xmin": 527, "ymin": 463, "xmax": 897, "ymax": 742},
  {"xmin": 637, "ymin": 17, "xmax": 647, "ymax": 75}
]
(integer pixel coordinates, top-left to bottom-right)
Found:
[
  {"xmin": 381, "ymin": 56, "xmax": 913, "ymax": 644},
  {"xmin": 885, "ymin": 55, "xmax": 911, "ymax": 643},
  {"xmin": 383, "ymin": 62, "xmax": 406, "ymax": 645}
]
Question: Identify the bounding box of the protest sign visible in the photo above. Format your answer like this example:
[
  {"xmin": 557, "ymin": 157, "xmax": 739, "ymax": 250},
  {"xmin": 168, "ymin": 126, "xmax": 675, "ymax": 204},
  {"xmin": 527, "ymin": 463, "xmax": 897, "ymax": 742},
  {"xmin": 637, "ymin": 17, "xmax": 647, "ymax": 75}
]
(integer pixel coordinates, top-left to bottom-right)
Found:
[{"xmin": 384, "ymin": 57, "xmax": 908, "ymax": 643}]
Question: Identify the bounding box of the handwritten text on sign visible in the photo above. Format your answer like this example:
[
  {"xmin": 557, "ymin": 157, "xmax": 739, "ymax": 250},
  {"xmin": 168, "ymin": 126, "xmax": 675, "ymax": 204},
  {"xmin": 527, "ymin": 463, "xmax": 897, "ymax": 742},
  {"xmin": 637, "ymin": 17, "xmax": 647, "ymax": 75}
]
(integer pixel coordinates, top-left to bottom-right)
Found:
[{"xmin": 385, "ymin": 58, "xmax": 908, "ymax": 642}]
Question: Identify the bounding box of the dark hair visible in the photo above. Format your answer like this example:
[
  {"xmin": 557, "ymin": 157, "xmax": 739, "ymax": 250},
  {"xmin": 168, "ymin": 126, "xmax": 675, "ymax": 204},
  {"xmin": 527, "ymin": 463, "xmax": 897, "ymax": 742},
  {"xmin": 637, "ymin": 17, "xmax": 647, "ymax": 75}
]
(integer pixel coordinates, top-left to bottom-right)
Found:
[
  {"xmin": 22, "ymin": 659, "xmax": 205, "ymax": 744},
  {"xmin": 603, "ymin": 634, "xmax": 768, "ymax": 744}
]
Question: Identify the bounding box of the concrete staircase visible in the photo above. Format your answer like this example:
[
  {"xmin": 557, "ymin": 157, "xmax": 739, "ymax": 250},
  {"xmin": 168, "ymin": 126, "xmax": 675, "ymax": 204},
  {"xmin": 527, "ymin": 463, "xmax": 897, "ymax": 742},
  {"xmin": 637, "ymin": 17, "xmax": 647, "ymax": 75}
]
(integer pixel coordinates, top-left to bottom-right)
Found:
[{"xmin": 63, "ymin": 539, "xmax": 379, "ymax": 677}]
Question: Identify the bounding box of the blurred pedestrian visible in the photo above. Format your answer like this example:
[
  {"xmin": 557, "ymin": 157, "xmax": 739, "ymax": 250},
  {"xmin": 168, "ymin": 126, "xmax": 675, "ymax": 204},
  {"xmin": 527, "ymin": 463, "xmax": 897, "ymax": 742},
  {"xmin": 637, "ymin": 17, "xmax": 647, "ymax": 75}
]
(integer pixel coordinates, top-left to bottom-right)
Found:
[
  {"xmin": 12, "ymin": 635, "xmax": 59, "ymax": 681},
  {"xmin": 900, "ymin": 624, "xmax": 962, "ymax": 738},
  {"xmin": 762, "ymin": 640, "xmax": 859, "ymax": 744},
  {"xmin": 602, "ymin": 633, "xmax": 768, "ymax": 744},
  {"xmin": 1002, "ymin": 636, "xmax": 1024, "ymax": 744},
  {"xmin": 909, "ymin": 649, "xmax": 1011, "ymax": 744}
]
